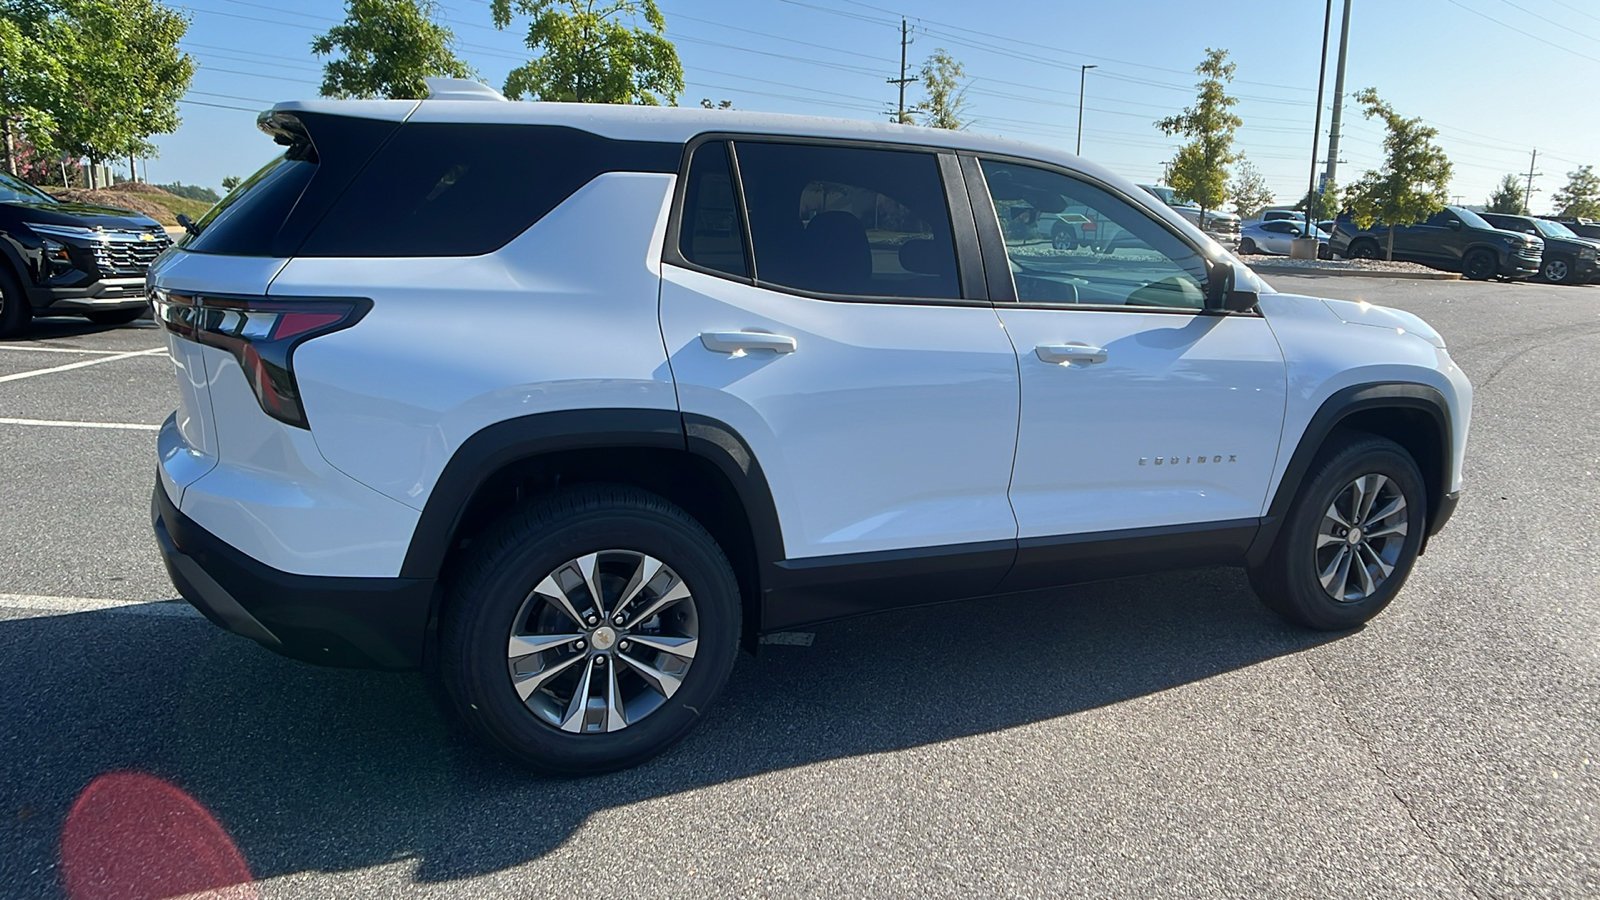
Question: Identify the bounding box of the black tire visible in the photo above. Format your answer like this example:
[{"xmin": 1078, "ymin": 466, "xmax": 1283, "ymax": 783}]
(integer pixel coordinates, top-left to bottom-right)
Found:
[
  {"xmin": 1540, "ymin": 256, "xmax": 1574, "ymax": 285},
  {"xmin": 1347, "ymin": 239, "xmax": 1379, "ymax": 260},
  {"xmin": 1051, "ymin": 224, "xmax": 1078, "ymax": 251},
  {"xmin": 1462, "ymin": 248, "xmax": 1498, "ymax": 281},
  {"xmin": 85, "ymin": 306, "xmax": 146, "ymax": 326},
  {"xmin": 0, "ymin": 266, "xmax": 31, "ymax": 338},
  {"xmin": 1248, "ymin": 433, "xmax": 1427, "ymax": 631},
  {"xmin": 1238, "ymin": 238, "xmax": 1258, "ymax": 255},
  {"xmin": 440, "ymin": 484, "xmax": 741, "ymax": 775}
]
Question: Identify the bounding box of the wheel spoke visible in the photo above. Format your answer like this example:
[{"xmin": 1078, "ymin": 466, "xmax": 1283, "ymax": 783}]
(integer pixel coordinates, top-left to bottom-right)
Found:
[
  {"xmin": 508, "ymin": 633, "xmax": 583, "ymax": 664},
  {"xmin": 603, "ymin": 658, "xmax": 627, "ymax": 732},
  {"xmin": 559, "ymin": 660, "xmax": 598, "ymax": 732},
  {"xmin": 531, "ymin": 575, "xmax": 586, "ymax": 628},
  {"xmin": 1319, "ymin": 545, "xmax": 1352, "ymax": 595},
  {"xmin": 512, "ymin": 652, "xmax": 587, "ymax": 701},
  {"xmin": 624, "ymin": 633, "xmax": 699, "ymax": 660},
  {"xmin": 1317, "ymin": 531, "xmax": 1344, "ymax": 548},
  {"xmin": 1364, "ymin": 519, "xmax": 1409, "ymax": 540},
  {"xmin": 574, "ymin": 553, "xmax": 605, "ymax": 617},
  {"xmin": 623, "ymin": 579, "xmax": 692, "ymax": 629},
  {"xmin": 1365, "ymin": 493, "xmax": 1405, "ymax": 527},
  {"xmin": 1324, "ymin": 502, "xmax": 1352, "ymax": 529},
  {"xmin": 616, "ymin": 651, "xmax": 684, "ymax": 699},
  {"xmin": 1355, "ymin": 475, "xmax": 1388, "ymax": 522},
  {"xmin": 1359, "ymin": 542, "xmax": 1396, "ymax": 579},
  {"xmin": 1352, "ymin": 550, "xmax": 1377, "ymax": 597},
  {"xmin": 614, "ymin": 554, "xmax": 665, "ymax": 618}
]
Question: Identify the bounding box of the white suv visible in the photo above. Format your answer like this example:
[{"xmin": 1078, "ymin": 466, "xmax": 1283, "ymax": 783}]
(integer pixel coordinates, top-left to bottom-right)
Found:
[{"xmin": 151, "ymin": 81, "xmax": 1470, "ymax": 774}]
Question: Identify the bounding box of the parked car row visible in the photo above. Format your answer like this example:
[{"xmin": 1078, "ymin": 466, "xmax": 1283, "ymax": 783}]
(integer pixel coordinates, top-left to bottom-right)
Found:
[
  {"xmin": 1328, "ymin": 205, "xmax": 1597, "ymax": 284},
  {"xmin": 1138, "ymin": 184, "xmax": 1242, "ymax": 249}
]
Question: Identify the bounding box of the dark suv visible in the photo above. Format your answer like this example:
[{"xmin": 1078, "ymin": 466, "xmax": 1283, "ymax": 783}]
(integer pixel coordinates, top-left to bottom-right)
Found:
[
  {"xmin": 0, "ymin": 171, "xmax": 172, "ymax": 336},
  {"xmin": 1538, "ymin": 216, "xmax": 1600, "ymax": 241},
  {"xmin": 1329, "ymin": 205, "xmax": 1542, "ymax": 280},
  {"xmin": 1481, "ymin": 213, "xmax": 1600, "ymax": 284}
]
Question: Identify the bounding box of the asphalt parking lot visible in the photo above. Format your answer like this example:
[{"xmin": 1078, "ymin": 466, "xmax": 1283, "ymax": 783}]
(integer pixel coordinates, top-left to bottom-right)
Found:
[{"xmin": 1, "ymin": 275, "xmax": 1596, "ymax": 899}]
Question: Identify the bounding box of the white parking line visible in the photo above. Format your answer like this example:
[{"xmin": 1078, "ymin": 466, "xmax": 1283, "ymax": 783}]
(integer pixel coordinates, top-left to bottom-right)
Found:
[
  {"xmin": 0, "ymin": 345, "xmax": 148, "ymax": 355},
  {"xmin": 0, "ymin": 417, "xmax": 161, "ymax": 431},
  {"xmin": 0, "ymin": 346, "xmax": 166, "ymax": 384},
  {"xmin": 0, "ymin": 593, "xmax": 201, "ymax": 619}
]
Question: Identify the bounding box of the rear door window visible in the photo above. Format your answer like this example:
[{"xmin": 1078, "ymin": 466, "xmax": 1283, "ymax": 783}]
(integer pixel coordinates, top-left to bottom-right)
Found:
[
  {"xmin": 731, "ymin": 141, "xmax": 961, "ymax": 300},
  {"xmin": 677, "ymin": 141, "xmax": 747, "ymax": 277}
]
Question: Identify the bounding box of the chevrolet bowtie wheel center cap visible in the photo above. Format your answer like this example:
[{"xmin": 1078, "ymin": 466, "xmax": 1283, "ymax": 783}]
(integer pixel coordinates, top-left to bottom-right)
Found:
[
  {"xmin": 591, "ymin": 626, "xmax": 618, "ymax": 651},
  {"xmin": 1346, "ymin": 527, "xmax": 1363, "ymax": 545}
]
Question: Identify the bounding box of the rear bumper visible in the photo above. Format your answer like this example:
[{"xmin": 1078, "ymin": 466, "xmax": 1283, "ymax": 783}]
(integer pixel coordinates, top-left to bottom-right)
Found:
[{"xmin": 153, "ymin": 477, "xmax": 434, "ymax": 670}]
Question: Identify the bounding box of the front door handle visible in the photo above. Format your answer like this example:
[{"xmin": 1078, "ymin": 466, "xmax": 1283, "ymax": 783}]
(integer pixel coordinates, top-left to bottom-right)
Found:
[
  {"xmin": 1035, "ymin": 343, "xmax": 1107, "ymax": 365},
  {"xmin": 701, "ymin": 331, "xmax": 798, "ymax": 354}
]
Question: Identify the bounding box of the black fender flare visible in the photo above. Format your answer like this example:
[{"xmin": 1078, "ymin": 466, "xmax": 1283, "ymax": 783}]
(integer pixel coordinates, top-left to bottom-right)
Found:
[
  {"xmin": 1246, "ymin": 382, "xmax": 1452, "ymax": 567},
  {"xmin": 398, "ymin": 408, "xmax": 785, "ymax": 581}
]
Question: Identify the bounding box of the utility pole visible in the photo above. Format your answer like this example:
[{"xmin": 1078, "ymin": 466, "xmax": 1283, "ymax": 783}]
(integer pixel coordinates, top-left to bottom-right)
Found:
[
  {"xmin": 1303, "ymin": 0, "xmax": 1334, "ymax": 234},
  {"xmin": 886, "ymin": 18, "xmax": 916, "ymax": 124},
  {"xmin": 1076, "ymin": 65, "xmax": 1097, "ymax": 155},
  {"xmin": 1324, "ymin": 0, "xmax": 1353, "ymax": 190},
  {"xmin": 1524, "ymin": 148, "xmax": 1542, "ymax": 216}
]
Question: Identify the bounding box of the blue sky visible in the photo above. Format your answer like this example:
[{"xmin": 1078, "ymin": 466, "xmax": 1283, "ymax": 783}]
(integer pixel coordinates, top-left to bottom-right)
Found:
[{"xmin": 151, "ymin": 0, "xmax": 1598, "ymax": 214}]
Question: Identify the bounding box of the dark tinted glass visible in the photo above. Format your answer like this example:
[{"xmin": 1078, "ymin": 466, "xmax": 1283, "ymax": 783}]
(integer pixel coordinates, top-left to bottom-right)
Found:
[
  {"xmin": 299, "ymin": 124, "xmax": 680, "ymax": 258},
  {"xmin": 733, "ymin": 141, "xmax": 960, "ymax": 299},
  {"xmin": 182, "ymin": 156, "xmax": 317, "ymax": 256},
  {"xmin": 678, "ymin": 141, "xmax": 746, "ymax": 277}
]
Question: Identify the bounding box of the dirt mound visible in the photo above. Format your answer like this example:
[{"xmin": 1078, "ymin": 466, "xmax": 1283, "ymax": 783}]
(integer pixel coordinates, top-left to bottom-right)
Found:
[
  {"xmin": 106, "ymin": 181, "xmax": 175, "ymax": 196},
  {"xmin": 53, "ymin": 189, "xmax": 170, "ymax": 222}
]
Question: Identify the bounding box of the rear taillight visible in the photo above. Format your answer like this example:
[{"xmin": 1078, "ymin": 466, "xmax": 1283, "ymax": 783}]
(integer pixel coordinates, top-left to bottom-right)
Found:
[{"xmin": 153, "ymin": 290, "xmax": 369, "ymax": 428}]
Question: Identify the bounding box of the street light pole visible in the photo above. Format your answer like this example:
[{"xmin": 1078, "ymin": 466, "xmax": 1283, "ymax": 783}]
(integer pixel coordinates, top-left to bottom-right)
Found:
[
  {"xmin": 1304, "ymin": 0, "xmax": 1334, "ymax": 231},
  {"xmin": 1076, "ymin": 65, "xmax": 1097, "ymax": 156}
]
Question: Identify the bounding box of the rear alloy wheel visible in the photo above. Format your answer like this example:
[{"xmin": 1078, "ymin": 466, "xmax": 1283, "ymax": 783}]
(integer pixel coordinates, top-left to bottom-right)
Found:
[
  {"xmin": 441, "ymin": 485, "xmax": 740, "ymax": 774},
  {"xmin": 85, "ymin": 307, "xmax": 146, "ymax": 326},
  {"xmin": 1347, "ymin": 239, "xmax": 1379, "ymax": 260},
  {"xmin": 1249, "ymin": 434, "xmax": 1426, "ymax": 630},
  {"xmin": 1051, "ymin": 224, "xmax": 1078, "ymax": 251},
  {"xmin": 1540, "ymin": 256, "xmax": 1572, "ymax": 284},
  {"xmin": 1238, "ymin": 238, "xmax": 1258, "ymax": 255},
  {"xmin": 1462, "ymin": 248, "xmax": 1498, "ymax": 281}
]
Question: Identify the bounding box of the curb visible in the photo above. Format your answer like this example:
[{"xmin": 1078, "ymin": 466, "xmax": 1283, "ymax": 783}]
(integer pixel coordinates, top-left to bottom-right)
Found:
[{"xmin": 1247, "ymin": 262, "xmax": 1462, "ymax": 281}]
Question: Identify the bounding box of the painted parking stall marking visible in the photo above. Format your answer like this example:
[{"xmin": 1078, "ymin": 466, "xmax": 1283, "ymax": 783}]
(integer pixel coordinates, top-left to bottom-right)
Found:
[
  {"xmin": 0, "ymin": 417, "xmax": 161, "ymax": 431},
  {"xmin": 0, "ymin": 593, "xmax": 201, "ymax": 619},
  {"xmin": 0, "ymin": 346, "xmax": 167, "ymax": 384}
]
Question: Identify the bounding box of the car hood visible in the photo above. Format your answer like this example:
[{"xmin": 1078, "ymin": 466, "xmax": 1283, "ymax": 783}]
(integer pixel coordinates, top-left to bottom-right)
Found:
[
  {"xmin": 1, "ymin": 199, "xmax": 162, "ymax": 230},
  {"xmin": 1320, "ymin": 297, "xmax": 1447, "ymax": 349},
  {"xmin": 1541, "ymin": 235, "xmax": 1599, "ymax": 254}
]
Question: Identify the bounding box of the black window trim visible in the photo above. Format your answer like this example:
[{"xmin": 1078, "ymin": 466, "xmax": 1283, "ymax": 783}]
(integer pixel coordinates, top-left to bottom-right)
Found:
[
  {"xmin": 960, "ymin": 150, "xmax": 1259, "ymax": 318},
  {"xmin": 662, "ymin": 131, "xmax": 993, "ymax": 309}
]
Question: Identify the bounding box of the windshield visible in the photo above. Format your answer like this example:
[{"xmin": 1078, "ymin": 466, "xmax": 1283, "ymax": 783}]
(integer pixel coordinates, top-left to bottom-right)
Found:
[
  {"xmin": 1452, "ymin": 207, "xmax": 1494, "ymax": 230},
  {"xmin": 0, "ymin": 172, "xmax": 57, "ymax": 204},
  {"xmin": 1534, "ymin": 220, "xmax": 1577, "ymax": 239}
]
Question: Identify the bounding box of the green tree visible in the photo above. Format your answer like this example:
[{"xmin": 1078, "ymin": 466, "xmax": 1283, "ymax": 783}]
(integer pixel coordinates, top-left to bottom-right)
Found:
[
  {"xmin": 38, "ymin": 0, "xmax": 194, "ymax": 184},
  {"xmin": 1550, "ymin": 165, "xmax": 1600, "ymax": 219},
  {"xmin": 0, "ymin": 12, "xmax": 63, "ymax": 175},
  {"xmin": 1228, "ymin": 159, "xmax": 1274, "ymax": 219},
  {"xmin": 1156, "ymin": 48, "xmax": 1242, "ymax": 231},
  {"xmin": 918, "ymin": 48, "xmax": 967, "ymax": 130},
  {"xmin": 311, "ymin": 0, "xmax": 471, "ymax": 100},
  {"xmin": 1344, "ymin": 88, "xmax": 1452, "ymax": 260},
  {"xmin": 491, "ymin": 0, "xmax": 682, "ymax": 105},
  {"xmin": 698, "ymin": 98, "xmax": 732, "ymax": 110},
  {"xmin": 1297, "ymin": 182, "xmax": 1340, "ymax": 221},
  {"xmin": 1484, "ymin": 174, "xmax": 1525, "ymax": 215},
  {"xmin": 221, "ymin": 174, "xmax": 241, "ymax": 191}
]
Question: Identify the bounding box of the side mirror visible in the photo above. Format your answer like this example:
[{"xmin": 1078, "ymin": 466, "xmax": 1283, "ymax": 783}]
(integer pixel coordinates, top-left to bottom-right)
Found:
[
  {"xmin": 176, "ymin": 213, "xmax": 199, "ymax": 236},
  {"xmin": 1206, "ymin": 260, "xmax": 1258, "ymax": 314}
]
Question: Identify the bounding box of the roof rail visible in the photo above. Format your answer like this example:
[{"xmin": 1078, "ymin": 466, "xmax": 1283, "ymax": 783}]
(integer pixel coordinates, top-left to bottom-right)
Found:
[{"xmin": 423, "ymin": 78, "xmax": 507, "ymax": 102}]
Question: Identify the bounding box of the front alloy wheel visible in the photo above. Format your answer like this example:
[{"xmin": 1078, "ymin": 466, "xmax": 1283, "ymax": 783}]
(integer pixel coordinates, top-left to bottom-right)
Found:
[
  {"xmin": 1541, "ymin": 257, "xmax": 1571, "ymax": 284},
  {"xmin": 1315, "ymin": 474, "xmax": 1409, "ymax": 602}
]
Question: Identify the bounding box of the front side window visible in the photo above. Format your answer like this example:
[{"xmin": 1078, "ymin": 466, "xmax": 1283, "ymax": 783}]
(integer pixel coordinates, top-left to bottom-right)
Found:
[
  {"xmin": 979, "ymin": 160, "xmax": 1207, "ymax": 310},
  {"xmin": 732, "ymin": 141, "xmax": 960, "ymax": 300}
]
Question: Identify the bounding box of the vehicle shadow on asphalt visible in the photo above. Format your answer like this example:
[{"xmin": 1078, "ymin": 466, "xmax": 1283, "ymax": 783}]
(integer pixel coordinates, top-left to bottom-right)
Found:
[{"xmin": 0, "ymin": 566, "xmax": 1339, "ymax": 889}]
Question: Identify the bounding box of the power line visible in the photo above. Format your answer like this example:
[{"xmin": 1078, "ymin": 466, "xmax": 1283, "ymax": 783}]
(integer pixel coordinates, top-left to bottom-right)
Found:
[
  {"xmin": 1440, "ymin": 0, "xmax": 1600, "ymax": 63},
  {"xmin": 1489, "ymin": 0, "xmax": 1600, "ymax": 43}
]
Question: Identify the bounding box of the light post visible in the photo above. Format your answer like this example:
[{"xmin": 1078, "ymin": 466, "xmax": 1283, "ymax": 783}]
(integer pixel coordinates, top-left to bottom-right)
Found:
[
  {"xmin": 1076, "ymin": 65, "xmax": 1097, "ymax": 156},
  {"xmin": 1294, "ymin": 0, "xmax": 1334, "ymax": 259}
]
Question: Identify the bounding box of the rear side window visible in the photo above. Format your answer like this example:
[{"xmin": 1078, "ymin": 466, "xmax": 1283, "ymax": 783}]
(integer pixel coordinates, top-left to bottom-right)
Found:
[
  {"xmin": 732, "ymin": 141, "xmax": 960, "ymax": 300},
  {"xmin": 299, "ymin": 124, "xmax": 680, "ymax": 257},
  {"xmin": 678, "ymin": 141, "xmax": 747, "ymax": 277},
  {"xmin": 182, "ymin": 156, "xmax": 317, "ymax": 256}
]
